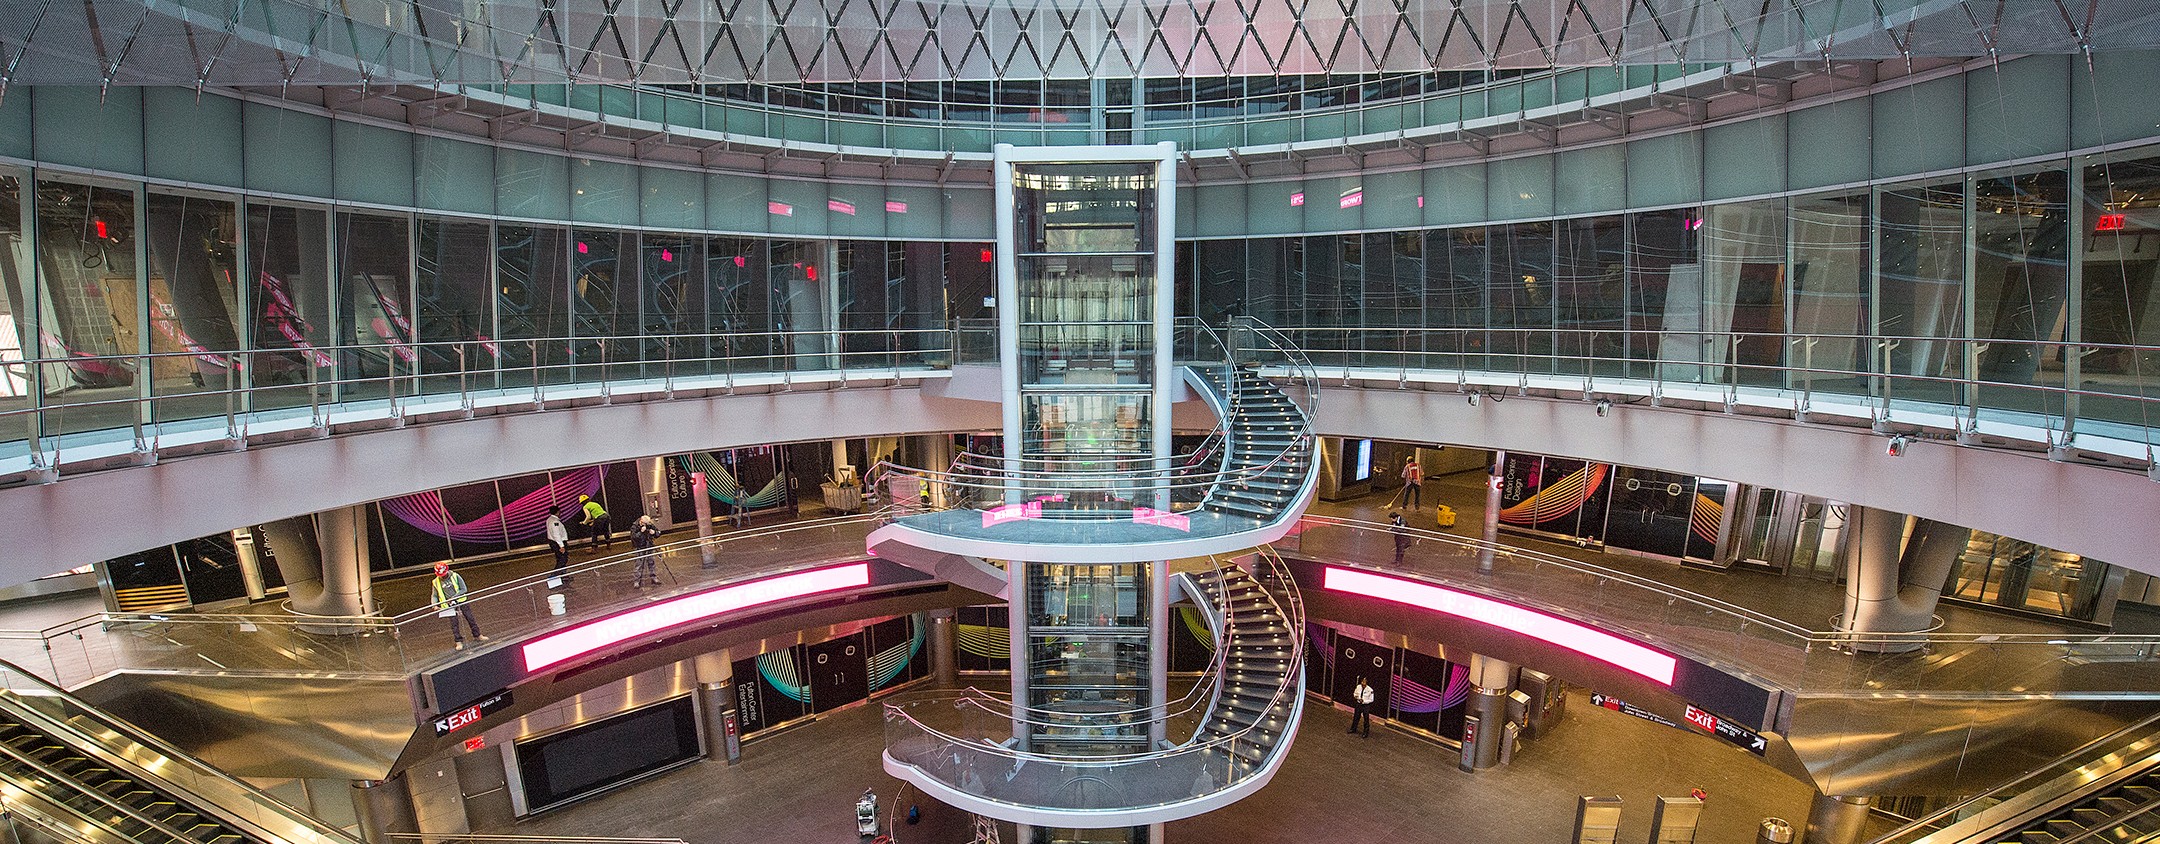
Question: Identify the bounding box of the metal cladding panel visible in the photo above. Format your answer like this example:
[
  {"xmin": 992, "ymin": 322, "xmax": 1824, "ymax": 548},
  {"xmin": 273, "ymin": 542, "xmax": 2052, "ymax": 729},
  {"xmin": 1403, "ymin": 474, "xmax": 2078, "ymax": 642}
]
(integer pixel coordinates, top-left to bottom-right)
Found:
[
  {"xmin": 1786, "ymin": 695, "xmax": 2160, "ymax": 796},
  {"xmin": 71, "ymin": 674, "xmax": 420, "ymax": 781}
]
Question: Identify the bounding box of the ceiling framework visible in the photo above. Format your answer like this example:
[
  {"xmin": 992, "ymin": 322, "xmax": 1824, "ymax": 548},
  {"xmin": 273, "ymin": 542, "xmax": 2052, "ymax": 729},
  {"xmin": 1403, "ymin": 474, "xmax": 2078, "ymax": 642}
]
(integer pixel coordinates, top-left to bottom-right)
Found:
[{"xmin": 1, "ymin": 0, "xmax": 2155, "ymax": 90}]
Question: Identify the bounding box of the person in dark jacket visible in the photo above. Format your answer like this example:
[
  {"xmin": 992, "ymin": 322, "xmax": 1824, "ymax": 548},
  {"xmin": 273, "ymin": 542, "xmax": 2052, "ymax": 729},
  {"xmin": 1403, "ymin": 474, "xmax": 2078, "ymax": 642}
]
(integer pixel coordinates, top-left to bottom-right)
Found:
[
  {"xmin": 1391, "ymin": 511, "xmax": 1411, "ymax": 564},
  {"xmin": 631, "ymin": 514, "xmax": 662, "ymax": 588}
]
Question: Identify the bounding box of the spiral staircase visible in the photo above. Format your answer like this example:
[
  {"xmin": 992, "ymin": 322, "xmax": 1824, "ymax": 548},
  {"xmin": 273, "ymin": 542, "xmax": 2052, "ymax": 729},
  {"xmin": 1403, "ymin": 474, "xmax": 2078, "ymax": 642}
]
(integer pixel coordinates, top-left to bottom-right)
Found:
[
  {"xmin": 880, "ymin": 550, "xmax": 1305, "ymax": 827},
  {"xmin": 871, "ymin": 318, "xmax": 1320, "ymax": 828}
]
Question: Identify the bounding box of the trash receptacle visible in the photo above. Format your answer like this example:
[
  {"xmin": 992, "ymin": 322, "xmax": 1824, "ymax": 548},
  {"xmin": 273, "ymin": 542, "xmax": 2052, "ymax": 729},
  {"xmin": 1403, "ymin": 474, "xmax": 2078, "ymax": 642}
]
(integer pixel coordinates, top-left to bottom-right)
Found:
[{"xmin": 1756, "ymin": 818, "xmax": 1795, "ymax": 844}]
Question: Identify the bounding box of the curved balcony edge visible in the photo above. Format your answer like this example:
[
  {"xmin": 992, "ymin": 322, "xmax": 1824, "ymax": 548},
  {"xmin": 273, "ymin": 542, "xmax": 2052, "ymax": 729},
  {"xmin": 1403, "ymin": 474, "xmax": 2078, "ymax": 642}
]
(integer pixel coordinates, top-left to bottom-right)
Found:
[{"xmin": 879, "ymin": 690, "xmax": 1307, "ymax": 829}]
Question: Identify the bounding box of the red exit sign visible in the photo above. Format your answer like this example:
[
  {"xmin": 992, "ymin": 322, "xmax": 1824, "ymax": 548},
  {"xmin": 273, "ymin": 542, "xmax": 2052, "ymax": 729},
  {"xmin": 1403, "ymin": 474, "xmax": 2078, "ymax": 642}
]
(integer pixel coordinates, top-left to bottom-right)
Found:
[
  {"xmin": 1683, "ymin": 705, "xmax": 1719, "ymax": 733},
  {"xmin": 2097, "ymin": 213, "xmax": 2128, "ymax": 232}
]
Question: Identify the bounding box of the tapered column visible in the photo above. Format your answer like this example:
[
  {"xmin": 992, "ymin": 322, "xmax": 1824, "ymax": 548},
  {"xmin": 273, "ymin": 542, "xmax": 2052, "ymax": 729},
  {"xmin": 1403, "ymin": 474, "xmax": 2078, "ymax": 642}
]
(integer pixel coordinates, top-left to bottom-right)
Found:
[
  {"xmin": 1840, "ymin": 508, "xmax": 1965, "ymax": 652},
  {"xmin": 691, "ymin": 471, "xmax": 717, "ymax": 569},
  {"xmin": 349, "ymin": 776, "xmax": 417, "ymax": 844},
  {"xmin": 261, "ymin": 506, "xmax": 376, "ymax": 631},
  {"xmin": 1804, "ymin": 794, "xmax": 1872, "ymax": 844}
]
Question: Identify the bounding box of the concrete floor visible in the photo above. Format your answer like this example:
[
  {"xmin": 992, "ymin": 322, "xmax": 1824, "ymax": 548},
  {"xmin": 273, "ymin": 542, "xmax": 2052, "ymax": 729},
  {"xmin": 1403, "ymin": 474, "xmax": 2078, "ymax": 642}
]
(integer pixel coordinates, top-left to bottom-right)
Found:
[{"xmin": 492, "ymin": 682, "xmax": 1824, "ymax": 844}]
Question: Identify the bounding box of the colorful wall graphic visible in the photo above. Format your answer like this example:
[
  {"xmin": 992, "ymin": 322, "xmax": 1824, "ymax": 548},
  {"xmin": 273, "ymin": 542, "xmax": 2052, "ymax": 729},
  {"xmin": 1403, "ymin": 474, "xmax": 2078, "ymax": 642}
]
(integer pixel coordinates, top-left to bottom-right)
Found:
[
  {"xmin": 732, "ymin": 614, "xmax": 927, "ymax": 735},
  {"xmin": 1500, "ymin": 454, "xmax": 1728, "ymax": 560},
  {"xmin": 1304, "ymin": 621, "xmax": 1474, "ymax": 741}
]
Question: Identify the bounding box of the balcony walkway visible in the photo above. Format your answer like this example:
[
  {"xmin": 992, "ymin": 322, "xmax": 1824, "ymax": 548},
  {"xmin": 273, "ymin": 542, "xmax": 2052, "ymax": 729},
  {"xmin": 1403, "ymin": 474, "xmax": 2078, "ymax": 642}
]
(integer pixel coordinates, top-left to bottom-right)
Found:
[{"xmin": 0, "ymin": 475, "xmax": 2147, "ymax": 698}]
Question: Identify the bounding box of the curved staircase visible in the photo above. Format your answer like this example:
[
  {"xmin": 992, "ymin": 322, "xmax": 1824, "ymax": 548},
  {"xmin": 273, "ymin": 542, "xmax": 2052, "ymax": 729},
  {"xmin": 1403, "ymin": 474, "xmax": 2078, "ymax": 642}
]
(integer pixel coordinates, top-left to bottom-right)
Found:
[{"xmin": 881, "ymin": 550, "xmax": 1305, "ymax": 827}]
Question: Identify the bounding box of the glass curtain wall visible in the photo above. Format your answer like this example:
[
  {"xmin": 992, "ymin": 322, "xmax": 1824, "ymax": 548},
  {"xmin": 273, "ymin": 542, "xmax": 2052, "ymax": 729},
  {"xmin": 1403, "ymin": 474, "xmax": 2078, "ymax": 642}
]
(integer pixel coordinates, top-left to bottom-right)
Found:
[
  {"xmin": 0, "ymin": 172, "xmax": 31, "ymax": 420},
  {"xmin": 11, "ymin": 148, "xmax": 2160, "ymax": 450}
]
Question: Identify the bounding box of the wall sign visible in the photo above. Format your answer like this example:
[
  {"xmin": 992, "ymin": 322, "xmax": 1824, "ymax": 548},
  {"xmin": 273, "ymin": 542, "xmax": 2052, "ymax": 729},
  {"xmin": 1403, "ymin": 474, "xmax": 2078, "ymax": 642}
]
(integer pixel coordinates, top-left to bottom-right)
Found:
[
  {"xmin": 1684, "ymin": 704, "xmax": 1768, "ymax": 756},
  {"xmin": 433, "ymin": 690, "xmax": 513, "ymax": 736},
  {"xmin": 1588, "ymin": 692, "xmax": 1678, "ymax": 728}
]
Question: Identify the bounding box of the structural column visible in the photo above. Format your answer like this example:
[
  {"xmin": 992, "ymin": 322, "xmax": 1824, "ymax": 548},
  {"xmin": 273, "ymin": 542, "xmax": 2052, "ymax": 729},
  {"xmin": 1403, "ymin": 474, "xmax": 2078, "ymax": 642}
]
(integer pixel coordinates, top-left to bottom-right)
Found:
[
  {"xmin": 1839, "ymin": 507, "xmax": 1966, "ymax": 652},
  {"xmin": 925, "ymin": 607, "xmax": 958, "ymax": 687},
  {"xmin": 639, "ymin": 457, "xmax": 670, "ymax": 528},
  {"xmin": 1467, "ymin": 653, "xmax": 1514, "ymax": 769},
  {"xmin": 261, "ymin": 506, "xmax": 376, "ymax": 632},
  {"xmin": 1478, "ymin": 450, "xmax": 1505, "ymax": 572},
  {"xmin": 692, "ymin": 650, "xmax": 737, "ymax": 763},
  {"xmin": 690, "ymin": 470, "xmax": 717, "ymax": 569},
  {"xmin": 1805, "ymin": 794, "xmax": 1873, "ymax": 844},
  {"xmin": 348, "ymin": 776, "xmax": 418, "ymax": 844}
]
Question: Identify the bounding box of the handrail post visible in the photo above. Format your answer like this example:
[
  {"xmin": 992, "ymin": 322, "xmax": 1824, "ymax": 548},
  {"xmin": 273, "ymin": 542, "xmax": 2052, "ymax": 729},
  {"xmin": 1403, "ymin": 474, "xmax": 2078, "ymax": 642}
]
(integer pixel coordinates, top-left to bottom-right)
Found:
[
  {"xmin": 224, "ymin": 353, "xmax": 240, "ymax": 441},
  {"xmin": 531, "ymin": 339, "xmax": 544, "ymax": 409},
  {"xmin": 457, "ymin": 341, "xmax": 471, "ymax": 413}
]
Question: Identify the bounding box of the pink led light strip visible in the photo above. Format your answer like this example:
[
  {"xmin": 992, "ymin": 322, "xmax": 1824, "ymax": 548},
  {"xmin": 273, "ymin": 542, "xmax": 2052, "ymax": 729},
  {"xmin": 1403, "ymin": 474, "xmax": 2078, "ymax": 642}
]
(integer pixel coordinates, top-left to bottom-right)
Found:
[
  {"xmin": 1321, "ymin": 566, "xmax": 1677, "ymax": 685},
  {"xmin": 522, "ymin": 563, "xmax": 872, "ymax": 672}
]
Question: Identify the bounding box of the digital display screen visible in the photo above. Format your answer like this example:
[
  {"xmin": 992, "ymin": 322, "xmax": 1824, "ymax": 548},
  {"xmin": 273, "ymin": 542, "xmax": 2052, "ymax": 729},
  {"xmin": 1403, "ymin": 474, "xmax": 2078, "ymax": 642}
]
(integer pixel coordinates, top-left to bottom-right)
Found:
[
  {"xmin": 1322, "ymin": 566, "xmax": 1677, "ymax": 685},
  {"xmin": 1343, "ymin": 439, "xmax": 1373, "ymax": 483}
]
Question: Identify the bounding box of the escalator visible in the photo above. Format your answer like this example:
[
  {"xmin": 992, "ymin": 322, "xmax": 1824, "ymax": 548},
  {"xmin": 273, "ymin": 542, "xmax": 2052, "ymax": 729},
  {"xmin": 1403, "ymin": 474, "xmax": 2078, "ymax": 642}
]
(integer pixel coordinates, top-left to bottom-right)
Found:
[
  {"xmin": 0, "ymin": 663, "xmax": 357, "ymax": 844},
  {"xmin": 1879, "ymin": 714, "xmax": 2160, "ymax": 844}
]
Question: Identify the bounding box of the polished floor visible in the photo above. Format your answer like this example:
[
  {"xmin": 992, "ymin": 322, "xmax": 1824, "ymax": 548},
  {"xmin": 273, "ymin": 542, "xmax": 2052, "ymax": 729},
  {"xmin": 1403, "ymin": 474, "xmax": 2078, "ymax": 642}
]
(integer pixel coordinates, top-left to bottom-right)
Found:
[{"xmin": 494, "ymin": 681, "xmax": 1850, "ymax": 844}]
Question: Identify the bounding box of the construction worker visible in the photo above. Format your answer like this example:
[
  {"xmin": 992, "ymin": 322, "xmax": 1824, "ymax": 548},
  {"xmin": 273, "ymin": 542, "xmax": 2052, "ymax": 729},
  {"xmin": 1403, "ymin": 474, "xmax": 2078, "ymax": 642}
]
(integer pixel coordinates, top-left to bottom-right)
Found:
[{"xmin": 431, "ymin": 562, "xmax": 485, "ymax": 650}]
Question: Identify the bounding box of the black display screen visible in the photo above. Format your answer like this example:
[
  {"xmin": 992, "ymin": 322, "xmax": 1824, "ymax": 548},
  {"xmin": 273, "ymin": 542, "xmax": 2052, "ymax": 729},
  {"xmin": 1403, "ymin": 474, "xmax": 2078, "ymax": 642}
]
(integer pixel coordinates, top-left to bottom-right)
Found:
[{"xmin": 515, "ymin": 696, "xmax": 701, "ymax": 811}]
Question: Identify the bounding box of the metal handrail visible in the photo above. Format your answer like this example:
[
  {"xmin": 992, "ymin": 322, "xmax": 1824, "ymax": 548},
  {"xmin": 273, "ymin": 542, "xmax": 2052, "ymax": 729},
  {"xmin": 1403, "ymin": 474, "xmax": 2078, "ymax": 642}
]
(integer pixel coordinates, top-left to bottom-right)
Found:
[
  {"xmin": 883, "ymin": 549, "xmax": 1304, "ymax": 777},
  {"xmin": 884, "ymin": 551, "xmax": 1273, "ymax": 733},
  {"xmin": 872, "ymin": 317, "xmax": 1318, "ymax": 525},
  {"xmin": 1300, "ymin": 514, "xmax": 1810, "ymax": 639}
]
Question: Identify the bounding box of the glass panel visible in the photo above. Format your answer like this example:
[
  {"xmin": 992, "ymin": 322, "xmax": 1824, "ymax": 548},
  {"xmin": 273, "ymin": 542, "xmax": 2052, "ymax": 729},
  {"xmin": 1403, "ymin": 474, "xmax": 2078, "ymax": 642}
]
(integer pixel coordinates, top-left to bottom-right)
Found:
[
  {"xmin": 1486, "ymin": 222, "xmax": 1554, "ymax": 374},
  {"xmin": 1017, "ymin": 254, "xmax": 1153, "ymax": 324},
  {"xmin": 1554, "ymin": 215, "xmax": 1625, "ymax": 376},
  {"xmin": 2078, "ymin": 154, "xmax": 2160, "ymax": 430},
  {"xmin": 1878, "ymin": 181, "xmax": 1968, "ymax": 406},
  {"xmin": 1971, "ymin": 169, "xmax": 2071, "ymax": 420},
  {"xmin": 706, "ymin": 237, "xmax": 772, "ymax": 372},
  {"xmin": 1789, "ymin": 193, "xmax": 1872, "ymax": 399},
  {"xmin": 1022, "ymin": 393, "xmax": 1150, "ymax": 456},
  {"xmin": 0, "ymin": 172, "xmax": 32, "ymax": 436},
  {"xmin": 334, "ymin": 213, "xmax": 412, "ymax": 404},
  {"xmin": 415, "ymin": 217, "xmax": 493, "ymax": 396},
  {"xmin": 1019, "ymin": 324, "xmax": 1153, "ymax": 385},
  {"xmin": 244, "ymin": 204, "xmax": 332, "ymax": 415},
  {"xmin": 639, "ymin": 233, "xmax": 703, "ymax": 374},
  {"xmin": 34, "ymin": 179, "xmax": 141, "ymax": 438},
  {"xmin": 1012, "ymin": 164, "xmax": 1156, "ymax": 254},
  {"xmin": 570, "ymin": 229, "xmax": 632, "ymax": 379},
  {"xmin": 770, "ymin": 241, "xmax": 834, "ymax": 370},
  {"xmin": 1701, "ymin": 199, "xmax": 1788, "ymax": 388},
  {"xmin": 1425, "ymin": 228, "xmax": 1487, "ymax": 369},
  {"xmin": 143, "ymin": 192, "xmax": 242, "ymax": 428},
  {"xmin": 1627, "ymin": 210, "xmax": 1696, "ymax": 380},
  {"xmin": 495, "ymin": 224, "xmax": 569, "ymax": 386}
]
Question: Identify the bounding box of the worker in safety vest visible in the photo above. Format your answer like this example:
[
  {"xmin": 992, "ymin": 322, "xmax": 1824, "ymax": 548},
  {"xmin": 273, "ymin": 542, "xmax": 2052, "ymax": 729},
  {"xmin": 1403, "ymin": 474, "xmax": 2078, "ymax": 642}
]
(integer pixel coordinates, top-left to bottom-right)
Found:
[{"xmin": 432, "ymin": 562, "xmax": 485, "ymax": 650}]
